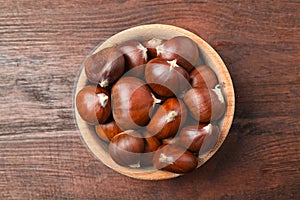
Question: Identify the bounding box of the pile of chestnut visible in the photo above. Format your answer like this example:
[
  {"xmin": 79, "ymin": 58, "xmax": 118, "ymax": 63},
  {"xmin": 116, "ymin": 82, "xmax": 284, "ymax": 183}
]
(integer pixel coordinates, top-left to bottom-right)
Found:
[{"xmin": 76, "ymin": 36, "xmax": 226, "ymax": 174}]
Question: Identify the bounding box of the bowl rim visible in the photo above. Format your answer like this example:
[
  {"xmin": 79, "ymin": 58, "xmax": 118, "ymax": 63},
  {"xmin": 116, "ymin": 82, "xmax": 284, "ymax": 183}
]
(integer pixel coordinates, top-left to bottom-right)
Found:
[{"xmin": 73, "ymin": 24, "xmax": 235, "ymax": 180}]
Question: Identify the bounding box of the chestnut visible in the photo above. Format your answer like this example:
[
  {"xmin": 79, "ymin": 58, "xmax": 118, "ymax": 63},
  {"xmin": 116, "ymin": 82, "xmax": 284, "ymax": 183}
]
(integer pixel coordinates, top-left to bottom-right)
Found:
[
  {"xmin": 179, "ymin": 124, "xmax": 220, "ymax": 153},
  {"xmin": 156, "ymin": 36, "xmax": 200, "ymax": 72},
  {"xmin": 147, "ymin": 98, "xmax": 187, "ymax": 139},
  {"xmin": 183, "ymin": 85, "xmax": 225, "ymax": 122},
  {"xmin": 153, "ymin": 144, "xmax": 198, "ymax": 173},
  {"xmin": 109, "ymin": 130, "xmax": 145, "ymax": 167},
  {"xmin": 145, "ymin": 58, "xmax": 189, "ymax": 97},
  {"xmin": 143, "ymin": 38, "xmax": 166, "ymax": 59},
  {"xmin": 111, "ymin": 77, "xmax": 161, "ymax": 130},
  {"xmin": 118, "ymin": 40, "xmax": 147, "ymax": 77},
  {"xmin": 190, "ymin": 65, "xmax": 218, "ymax": 89},
  {"xmin": 198, "ymin": 124, "xmax": 220, "ymax": 157},
  {"xmin": 85, "ymin": 46, "xmax": 125, "ymax": 87},
  {"xmin": 95, "ymin": 119, "xmax": 123, "ymax": 142},
  {"xmin": 140, "ymin": 132, "xmax": 161, "ymax": 166},
  {"xmin": 76, "ymin": 85, "xmax": 111, "ymax": 124}
]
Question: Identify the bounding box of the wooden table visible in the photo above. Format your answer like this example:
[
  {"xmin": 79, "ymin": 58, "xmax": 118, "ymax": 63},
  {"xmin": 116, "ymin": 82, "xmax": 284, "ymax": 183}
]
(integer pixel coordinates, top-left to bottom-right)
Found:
[{"xmin": 1, "ymin": 1, "xmax": 299, "ymax": 199}]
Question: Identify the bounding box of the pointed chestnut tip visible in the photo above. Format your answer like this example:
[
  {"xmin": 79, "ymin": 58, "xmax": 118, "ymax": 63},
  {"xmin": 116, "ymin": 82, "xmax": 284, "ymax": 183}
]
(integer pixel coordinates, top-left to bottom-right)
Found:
[
  {"xmin": 203, "ymin": 124, "xmax": 212, "ymax": 135},
  {"xmin": 137, "ymin": 43, "xmax": 148, "ymax": 62},
  {"xmin": 97, "ymin": 93, "xmax": 109, "ymax": 108},
  {"xmin": 167, "ymin": 59, "xmax": 179, "ymax": 70},
  {"xmin": 151, "ymin": 93, "xmax": 162, "ymax": 105},
  {"xmin": 212, "ymin": 84, "xmax": 225, "ymax": 103},
  {"xmin": 166, "ymin": 110, "xmax": 178, "ymax": 123},
  {"xmin": 99, "ymin": 79, "xmax": 109, "ymax": 88},
  {"xmin": 156, "ymin": 44, "xmax": 164, "ymax": 56},
  {"xmin": 159, "ymin": 153, "xmax": 175, "ymax": 165}
]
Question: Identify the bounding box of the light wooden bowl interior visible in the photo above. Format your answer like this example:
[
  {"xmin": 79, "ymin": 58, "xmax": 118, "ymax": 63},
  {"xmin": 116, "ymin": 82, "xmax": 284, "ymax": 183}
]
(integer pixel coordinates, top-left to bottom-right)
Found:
[{"xmin": 74, "ymin": 24, "xmax": 235, "ymax": 180}]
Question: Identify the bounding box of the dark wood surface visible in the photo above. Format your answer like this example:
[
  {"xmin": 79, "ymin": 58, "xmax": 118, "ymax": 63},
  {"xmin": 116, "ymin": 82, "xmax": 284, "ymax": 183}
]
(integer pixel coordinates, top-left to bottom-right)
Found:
[{"xmin": 0, "ymin": 0, "xmax": 299, "ymax": 199}]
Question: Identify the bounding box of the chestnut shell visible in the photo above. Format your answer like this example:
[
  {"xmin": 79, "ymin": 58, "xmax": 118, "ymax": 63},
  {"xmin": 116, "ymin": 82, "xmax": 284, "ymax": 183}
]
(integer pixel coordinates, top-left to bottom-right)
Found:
[
  {"xmin": 109, "ymin": 130, "xmax": 145, "ymax": 167},
  {"xmin": 118, "ymin": 40, "xmax": 147, "ymax": 77},
  {"xmin": 145, "ymin": 58, "xmax": 189, "ymax": 97},
  {"xmin": 153, "ymin": 144, "xmax": 198, "ymax": 174},
  {"xmin": 198, "ymin": 124, "xmax": 220, "ymax": 156},
  {"xmin": 156, "ymin": 36, "xmax": 200, "ymax": 72},
  {"xmin": 190, "ymin": 65, "xmax": 218, "ymax": 89},
  {"xmin": 147, "ymin": 98, "xmax": 187, "ymax": 139},
  {"xmin": 183, "ymin": 87, "xmax": 225, "ymax": 122},
  {"xmin": 179, "ymin": 124, "xmax": 220, "ymax": 153},
  {"xmin": 85, "ymin": 46, "xmax": 125, "ymax": 87},
  {"xmin": 111, "ymin": 77, "xmax": 160, "ymax": 130},
  {"xmin": 76, "ymin": 85, "xmax": 111, "ymax": 125}
]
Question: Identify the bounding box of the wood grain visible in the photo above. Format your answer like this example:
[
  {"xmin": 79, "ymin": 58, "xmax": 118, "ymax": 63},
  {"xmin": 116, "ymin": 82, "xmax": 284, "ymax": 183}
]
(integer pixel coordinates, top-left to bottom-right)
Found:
[{"xmin": 0, "ymin": 0, "xmax": 299, "ymax": 199}]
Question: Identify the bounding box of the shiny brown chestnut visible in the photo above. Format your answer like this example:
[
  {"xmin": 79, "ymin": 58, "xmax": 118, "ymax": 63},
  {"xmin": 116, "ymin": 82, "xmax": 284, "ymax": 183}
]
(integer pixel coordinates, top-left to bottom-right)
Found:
[
  {"xmin": 147, "ymin": 98, "xmax": 187, "ymax": 139},
  {"xmin": 153, "ymin": 144, "xmax": 198, "ymax": 174},
  {"xmin": 76, "ymin": 85, "xmax": 111, "ymax": 124},
  {"xmin": 179, "ymin": 124, "xmax": 220, "ymax": 153},
  {"xmin": 183, "ymin": 85, "xmax": 225, "ymax": 122},
  {"xmin": 109, "ymin": 130, "xmax": 145, "ymax": 167},
  {"xmin": 190, "ymin": 65, "xmax": 219, "ymax": 89},
  {"xmin": 95, "ymin": 119, "xmax": 123, "ymax": 142},
  {"xmin": 145, "ymin": 58, "xmax": 189, "ymax": 97},
  {"xmin": 111, "ymin": 77, "xmax": 161, "ymax": 130},
  {"xmin": 140, "ymin": 132, "xmax": 161, "ymax": 166},
  {"xmin": 85, "ymin": 46, "xmax": 125, "ymax": 87},
  {"xmin": 143, "ymin": 38, "xmax": 166, "ymax": 59},
  {"xmin": 118, "ymin": 40, "xmax": 147, "ymax": 77},
  {"xmin": 156, "ymin": 36, "xmax": 200, "ymax": 72},
  {"xmin": 198, "ymin": 124, "xmax": 220, "ymax": 157}
]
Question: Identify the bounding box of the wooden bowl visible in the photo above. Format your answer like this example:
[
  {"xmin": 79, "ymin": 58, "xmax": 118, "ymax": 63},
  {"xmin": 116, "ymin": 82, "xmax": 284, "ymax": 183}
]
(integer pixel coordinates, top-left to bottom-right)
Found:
[{"xmin": 74, "ymin": 24, "xmax": 235, "ymax": 180}]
